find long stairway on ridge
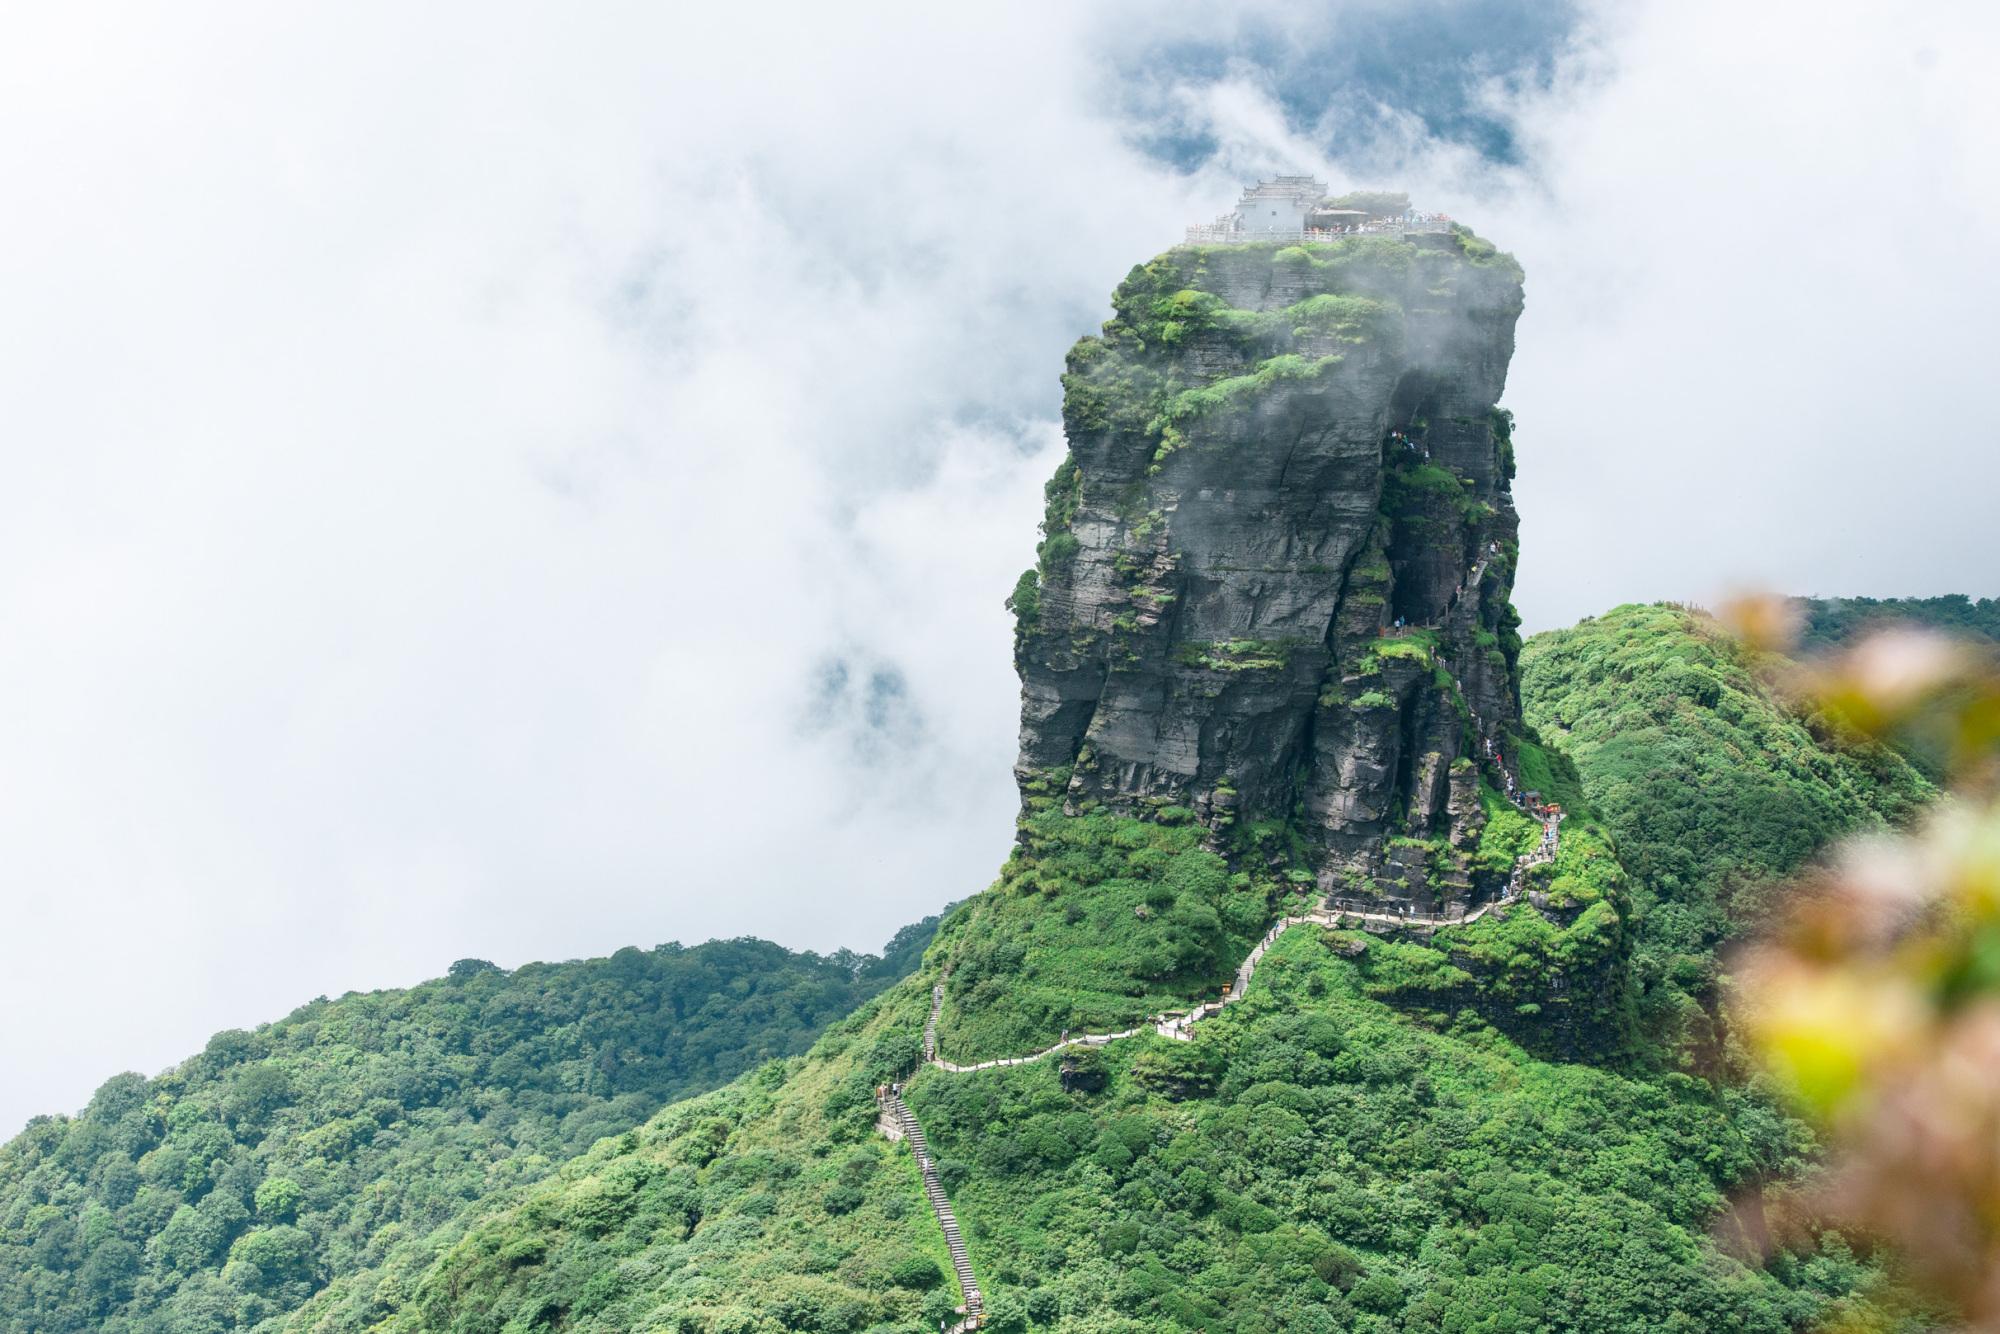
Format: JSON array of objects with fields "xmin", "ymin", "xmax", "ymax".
[{"xmin": 879, "ymin": 1086, "xmax": 982, "ymax": 1329}]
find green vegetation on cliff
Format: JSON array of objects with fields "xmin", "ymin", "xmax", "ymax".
[
  {"xmin": 0, "ymin": 925, "xmax": 936, "ymax": 1334},
  {"xmin": 932, "ymin": 806, "xmax": 1284, "ymax": 1065},
  {"xmin": 300, "ymin": 607, "xmax": 1936, "ymax": 1330},
  {"xmin": 1348, "ymin": 729, "xmax": 1633, "ymax": 1058},
  {"xmin": 1058, "ymin": 232, "xmax": 1513, "ymax": 468}
]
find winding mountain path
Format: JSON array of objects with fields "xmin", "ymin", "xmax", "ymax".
[
  {"xmin": 919, "ymin": 823, "xmax": 1559, "ymax": 1073},
  {"xmin": 882, "ymin": 734, "xmax": 1560, "ymax": 1329}
]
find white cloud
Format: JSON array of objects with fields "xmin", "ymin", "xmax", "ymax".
[
  {"xmin": 0, "ymin": 3, "xmax": 1192, "ymax": 1132},
  {"xmin": 1447, "ymin": 1, "xmax": 2000, "ymax": 627},
  {"xmin": 1, "ymin": 0, "xmax": 1995, "ymax": 1133}
]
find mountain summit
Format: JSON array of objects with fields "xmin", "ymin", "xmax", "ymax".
[{"xmin": 1014, "ymin": 226, "xmax": 1528, "ymax": 915}]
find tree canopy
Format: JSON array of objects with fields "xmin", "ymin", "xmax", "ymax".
[{"xmin": 0, "ymin": 921, "xmax": 935, "ymax": 1333}]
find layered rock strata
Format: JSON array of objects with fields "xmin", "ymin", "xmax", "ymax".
[{"xmin": 1010, "ymin": 230, "xmax": 1527, "ymax": 911}]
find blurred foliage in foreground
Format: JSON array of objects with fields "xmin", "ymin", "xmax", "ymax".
[
  {"xmin": 0, "ymin": 921, "xmax": 936, "ymax": 1333},
  {"xmin": 1733, "ymin": 600, "xmax": 2000, "ymax": 1329},
  {"xmin": 1795, "ymin": 595, "xmax": 2000, "ymax": 655}
]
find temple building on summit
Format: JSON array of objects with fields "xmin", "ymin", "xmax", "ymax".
[{"xmin": 1185, "ymin": 177, "xmax": 1452, "ymax": 245}]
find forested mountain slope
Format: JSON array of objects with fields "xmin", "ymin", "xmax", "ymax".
[
  {"xmin": 0, "ymin": 923, "xmax": 935, "ymax": 1334},
  {"xmin": 1520, "ymin": 603, "xmax": 1932, "ymax": 1061},
  {"xmin": 351, "ymin": 879, "xmax": 1850, "ymax": 1333}
]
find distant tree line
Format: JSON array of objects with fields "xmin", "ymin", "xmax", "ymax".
[
  {"xmin": 1794, "ymin": 594, "xmax": 2000, "ymax": 651},
  {"xmin": 0, "ymin": 919, "xmax": 936, "ymax": 1333}
]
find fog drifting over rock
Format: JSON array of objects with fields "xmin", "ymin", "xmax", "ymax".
[{"xmin": 1, "ymin": 0, "xmax": 1994, "ymax": 1133}]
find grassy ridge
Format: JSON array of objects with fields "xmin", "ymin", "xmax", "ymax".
[{"xmin": 934, "ymin": 808, "xmax": 1291, "ymax": 1063}]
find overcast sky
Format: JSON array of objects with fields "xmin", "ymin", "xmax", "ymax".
[{"xmin": 2, "ymin": 0, "xmax": 1995, "ymax": 1134}]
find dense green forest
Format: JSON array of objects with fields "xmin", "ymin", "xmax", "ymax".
[
  {"xmin": 1793, "ymin": 593, "xmax": 2000, "ymax": 651},
  {"xmin": 1520, "ymin": 604, "xmax": 1933, "ymax": 1063},
  {"xmin": 0, "ymin": 923, "xmax": 935, "ymax": 1333},
  {"xmin": 289, "ymin": 605, "xmax": 1937, "ymax": 1332}
]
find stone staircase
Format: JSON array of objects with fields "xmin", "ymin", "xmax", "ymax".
[{"xmin": 880, "ymin": 1086, "xmax": 981, "ymax": 1329}]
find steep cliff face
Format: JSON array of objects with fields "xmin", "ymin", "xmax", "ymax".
[{"xmin": 1012, "ymin": 232, "xmax": 1526, "ymax": 912}]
